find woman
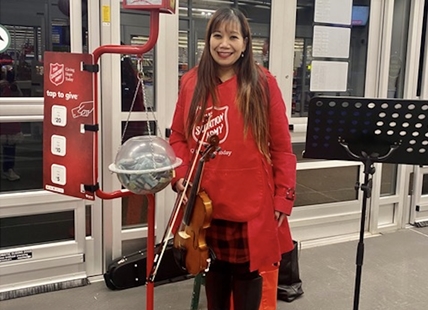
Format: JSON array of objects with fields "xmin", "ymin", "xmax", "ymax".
[
  {"xmin": 0, "ymin": 65, "xmax": 23, "ymax": 181},
  {"xmin": 169, "ymin": 7, "xmax": 296, "ymax": 310}
]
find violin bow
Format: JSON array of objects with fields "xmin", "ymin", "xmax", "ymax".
[{"xmin": 147, "ymin": 113, "xmax": 212, "ymax": 282}]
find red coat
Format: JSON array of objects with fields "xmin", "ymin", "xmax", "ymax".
[{"xmin": 169, "ymin": 68, "xmax": 296, "ymax": 271}]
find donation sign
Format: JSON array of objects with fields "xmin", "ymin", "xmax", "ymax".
[
  {"xmin": 122, "ymin": 0, "xmax": 176, "ymax": 14},
  {"xmin": 43, "ymin": 52, "xmax": 96, "ymax": 200}
]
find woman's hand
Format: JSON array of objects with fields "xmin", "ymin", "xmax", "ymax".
[
  {"xmin": 275, "ymin": 211, "xmax": 286, "ymax": 227},
  {"xmin": 175, "ymin": 178, "xmax": 188, "ymax": 204},
  {"xmin": 175, "ymin": 178, "xmax": 185, "ymax": 191}
]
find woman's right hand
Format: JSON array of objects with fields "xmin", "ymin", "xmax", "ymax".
[
  {"xmin": 175, "ymin": 178, "xmax": 185, "ymax": 192},
  {"xmin": 175, "ymin": 178, "xmax": 188, "ymax": 204}
]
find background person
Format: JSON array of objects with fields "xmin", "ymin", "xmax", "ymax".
[
  {"xmin": 0, "ymin": 61, "xmax": 23, "ymax": 181},
  {"xmin": 169, "ymin": 7, "xmax": 296, "ymax": 310}
]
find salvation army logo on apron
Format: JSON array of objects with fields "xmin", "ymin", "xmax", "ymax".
[
  {"xmin": 193, "ymin": 106, "xmax": 229, "ymax": 145},
  {"xmin": 50, "ymin": 63, "xmax": 65, "ymax": 86}
]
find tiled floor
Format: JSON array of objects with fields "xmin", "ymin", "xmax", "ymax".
[{"xmin": 2, "ymin": 226, "xmax": 428, "ymax": 310}]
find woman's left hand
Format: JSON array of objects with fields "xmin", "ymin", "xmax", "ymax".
[{"xmin": 274, "ymin": 211, "xmax": 286, "ymax": 227}]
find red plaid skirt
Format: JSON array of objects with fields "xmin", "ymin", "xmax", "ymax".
[{"xmin": 206, "ymin": 219, "xmax": 250, "ymax": 263}]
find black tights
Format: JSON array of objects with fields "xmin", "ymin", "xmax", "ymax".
[
  {"xmin": 205, "ymin": 260, "xmax": 262, "ymax": 310},
  {"xmin": 209, "ymin": 260, "xmax": 259, "ymax": 280},
  {"xmin": 2, "ymin": 144, "xmax": 15, "ymax": 172}
]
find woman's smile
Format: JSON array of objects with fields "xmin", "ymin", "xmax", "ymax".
[{"xmin": 217, "ymin": 51, "xmax": 234, "ymax": 58}]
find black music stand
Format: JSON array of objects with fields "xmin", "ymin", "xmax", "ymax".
[{"xmin": 303, "ymin": 96, "xmax": 428, "ymax": 310}]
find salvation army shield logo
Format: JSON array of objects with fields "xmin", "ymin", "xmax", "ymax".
[
  {"xmin": 193, "ymin": 106, "xmax": 229, "ymax": 144},
  {"xmin": 50, "ymin": 63, "xmax": 65, "ymax": 86}
]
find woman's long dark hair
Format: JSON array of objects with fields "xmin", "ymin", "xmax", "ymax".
[{"xmin": 186, "ymin": 7, "xmax": 270, "ymax": 159}]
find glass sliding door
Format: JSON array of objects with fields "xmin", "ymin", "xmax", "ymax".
[{"xmin": 0, "ymin": 0, "xmax": 90, "ymax": 294}]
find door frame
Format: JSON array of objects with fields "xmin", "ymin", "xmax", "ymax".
[
  {"xmin": 90, "ymin": 0, "xmax": 179, "ymax": 275},
  {"xmin": 401, "ymin": 0, "xmax": 428, "ymax": 228}
]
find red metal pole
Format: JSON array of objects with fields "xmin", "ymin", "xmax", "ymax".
[
  {"xmin": 92, "ymin": 10, "xmax": 160, "ymax": 200},
  {"xmin": 146, "ymin": 194, "xmax": 156, "ymax": 310},
  {"xmin": 90, "ymin": 10, "xmax": 161, "ymax": 310},
  {"xmin": 93, "ymin": 10, "xmax": 160, "ymax": 62}
]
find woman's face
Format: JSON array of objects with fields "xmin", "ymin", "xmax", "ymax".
[{"xmin": 209, "ymin": 21, "xmax": 247, "ymax": 74}]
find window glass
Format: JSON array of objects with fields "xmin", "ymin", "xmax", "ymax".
[
  {"xmin": 237, "ymin": 1, "xmax": 271, "ymax": 68},
  {"xmin": 120, "ymin": 12, "xmax": 155, "ymax": 112},
  {"xmin": 120, "ymin": 9, "xmax": 158, "ymax": 229},
  {"xmin": 388, "ymin": 0, "xmax": 411, "ymax": 99},
  {"xmin": 85, "ymin": 204, "xmax": 92, "ymax": 236},
  {"xmin": 293, "ymin": 142, "xmax": 310, "ymax": 162},
  {"xmin": 422, "ymin": 174, "xmax": 428, "ymax": 195},
  {"xmin": 179, "ymin": 0, "xmax": 190, "ymax": 17},
  {"xmin": 0, "ymin": 122, "xmax": 43, "ymax": 192},
  {"xmin": 0, "ymin": 0, "xmax": 88, "ymax": 97},
  {"xmin": 179, "ymin": 1, "xmax": 192, "ymax": 72},
  {"xmin": 0, "ymin": 211, "xmax": 74, "ymax": 249},
  {"xmin": 120, "ymin": 120, "xmax": 157, "ymax": 229},
  {"xmin": 121, "ymin": 120, "xmax": 157, "ymax": 142},
  {"xmin": 293, "ymin": 142, "xmax": 360, "ymax": 206},
  {"xmin": 185, "ymin": 0, "xmax": 271, "ymax": 68},
  {"xmin": 122, "ymin": 195, "xmax": 149, "ymax": 228},
  {"xmin": 417, "ymin": 1, "xmax": 427, "ymax": 97},
  {"xmin": 380, "ymin": 163, "xmax": 397, "ymax": 196},
  {"xmin": 121, "ymin": 52, "xmax": 154, "ymax": 112},
  {"xmin": 295, "ymin": 166, "xmax": 360, "ymax": 207},
  {"xmin": 292, "ymin": 0, "xmax": 370, "ymax": 117},
  {"xmin": 381, "ymin": 0, "xmax": 411, "ymax": 197},
  {"xmin": 179, "ymin": 29, "xmax": 190, "ymax": 78}
]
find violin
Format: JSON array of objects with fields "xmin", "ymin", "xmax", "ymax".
[
  {"xmin": 173, "ymin": 134, "xmax": 220, "ymax": 275},
  {"xmin": 147, "ymin": 116, "xmax": 219, "ymax": 282}
]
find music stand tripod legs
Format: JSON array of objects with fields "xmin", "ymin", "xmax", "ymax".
[{"xmin": 339, "ymin": 139, "xmax": 399, "ymax": 310}]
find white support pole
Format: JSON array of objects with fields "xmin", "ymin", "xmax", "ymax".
[
  {"xmin": 69, "ymin": 0, "xmax": 83, "ymax": 53},
  {"xmin": 99, "ymin": 0, "xmax": 123, "ymax": 267},
  {"xmin": 403, "ymin": 0, "xmax": 425, "ymax": 99},
  {"xmin": 155, "ymin": 7, "xmax": 179, "ymax": 242},
  {"xmin": 270, "ymin": 0, "xmax": 297, "ymax": 121},
  {"xmin": 420, "ymin": 11, "xmax": 428, "ymax": 100}
]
